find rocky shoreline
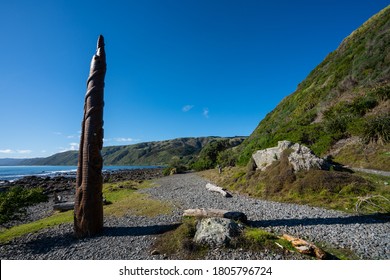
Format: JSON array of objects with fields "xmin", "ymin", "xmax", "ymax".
[{"xmin": 0, "ymin": 167, "xmax": 164, "ymax": 193}]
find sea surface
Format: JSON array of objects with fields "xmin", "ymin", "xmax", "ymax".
[{"xmin": 0, "ymin": 165, "xmax": 158, "ymax": 181}]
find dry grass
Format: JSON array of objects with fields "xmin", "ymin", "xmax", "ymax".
[
  {"xmin": 332, "ymin": 141, "xmax": 390, "ymax": 171},
  {"xmin": 199, "ymin": 154, "xmax": 389, "ymax": 213}
]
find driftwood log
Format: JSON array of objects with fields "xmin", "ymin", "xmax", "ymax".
[
  {"xmin": 183, "ymin": 208, "xmax": 247, "ymax": 223},
  {"xmin": 205, "ymin": 183, "xmax": 232, "ymax": 197},
  {"xmin": 281, "ymin": 234, "xmax": 327, "ymax": 259},
  {"xmin": 53, "ymin": 202, "xmax": 75, "ymax": 212}
]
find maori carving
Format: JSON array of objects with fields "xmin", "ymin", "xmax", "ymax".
[{"xmin": 74, "ymin": 35, "xmax": 106, "ymax": 238}]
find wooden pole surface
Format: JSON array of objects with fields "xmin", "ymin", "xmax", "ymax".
[{"xmin": 74, "ymin": 35, "xmax": 106, "ymax": 238}]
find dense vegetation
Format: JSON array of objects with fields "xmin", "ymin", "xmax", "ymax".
[
  {"xmin": 190, "ymin": 138, "xmax": 243, "ymax": 171},
  {"xmin": 0, "ymin": 187, "xmax": 47, "ymax": 224},
  {"xmin": 236, "ymin": 6, "xmax": 390, "ymax": 169}
]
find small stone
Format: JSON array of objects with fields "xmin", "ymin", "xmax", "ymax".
[{"xmin": 150, "ymin": 249, "xmax": 160, "ymax": 255}]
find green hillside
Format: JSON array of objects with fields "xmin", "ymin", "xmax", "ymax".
[
  {"xmin": 238, "ymin": 5, "xmax": 390, "ymax": 170},
  {"xmin": 102, "ymin": 136, "xmax": 245, "ymax": 165},
  {"xmin": 17, "ymin": 136, "xmax": 245, "ymax": 166}
]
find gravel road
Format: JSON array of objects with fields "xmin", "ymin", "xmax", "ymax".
[{"xmin": 1, "ymin": 173, "xmax": 389, "ymax": 260}]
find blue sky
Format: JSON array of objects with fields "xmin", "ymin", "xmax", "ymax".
[{"xmin": 0, "ymin": 0, "xmax": 388, "ymax": 159}]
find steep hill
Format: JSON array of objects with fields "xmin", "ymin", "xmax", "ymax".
[
  {"xmin": 13, "ymin": 136, "xmax": 245, "ymax": 166},
  {"xmin": 238, "ymin": 5, "xmax": 390, "ymax": 170}
]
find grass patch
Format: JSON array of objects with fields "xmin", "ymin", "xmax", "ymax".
[
  {"xmin": 103, "ymin": 180, "xmax": 172, "ymax": 217},
  {"xmin": 243, "ymin": 227, "xmax": 276, "ymax": 244},
  {"xmin": 231, "ymin": 227, "xmax": 298, "ymax": 255},
  {"xmin": 0, "ymin": 210, "xmax": 73, "ymax": 243},
  {"xmin": 237, "ymin": 227, "xmax": 280, "ymax": 250},
  {"xmin": 316, "ymin": 242, "xmax": 359, "ymax": 260},
  {"xmin": 104, "ymin": 191, "xmax": 172, "ymax": 217}
]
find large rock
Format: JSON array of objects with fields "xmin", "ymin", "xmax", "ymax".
[
  {"xmin": 252, "ymin": 141, "xmax": 291, "ymax": 171},
  {"xmin": 193, "ymin": 217, "xmax": 243, "ymax": 247},
  {"xmin": 288, "ymin": 143, "xmax": 329, "ymax": 172},
  {"xmin": 252, "ymin": 140, "xmax": 329, "ymax": 172}
]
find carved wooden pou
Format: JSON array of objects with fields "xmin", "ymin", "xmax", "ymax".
[{"xmin": 74, "ymin": 35, "xmax": 106, "ymax": 238}]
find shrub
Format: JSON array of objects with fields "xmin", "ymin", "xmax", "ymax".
[
  {"xmin": 310, "ymin": 134, "xmax": 335, "ymax": 156},
  {"xmin": 163, "ymin": 156, "xmax": 188, "ymax": 175},
  {"xmin": 192, "ymin": 139, "xmax": 232, "ymax": 171},
  {"xmin": 346, "ymin": 117, "xmax": 366, "ymax": 136},
  {"xmin": 217, "ymin": 149, "xmax": 237, "ymax": 167},
  {"xmin": 362, "ymin": 114, "xmax": 390, "ymax": 144},
  {"xmin": 323, "ymin": 94, "xmax": 379, "ymax": 138},
  {"xmin": 370, "ymin": 83, "xmax": 390, "ymax": 102},
  {"xmin": 0, "ymin": 187, "xmax": 47, "ymax": 224},
  {"xmin": 350, "ymin": 95, "xmax": 378, "ymax": 116},
  {"xmin": 323, "ymin": 102, "xmax": 356, "ymax": 136},
  {"xmin": 191, "ymin": 158, "xmax": 214, "ymax": 172}
]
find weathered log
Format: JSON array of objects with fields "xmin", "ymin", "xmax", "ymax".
[
  {"xmin": 183, "ymin": 208, "xmax": 247, "ymax": 223},
  {"xmin": 205, "ymin": 183, "xmax": 232, "ymax": 197},
  {"xmin": 281, "ymin": 234, "xmax": 327, "ymax": 259},
  {"xmin": 54, "ymin": 202, "xmax": 75, "ymax": 212}
]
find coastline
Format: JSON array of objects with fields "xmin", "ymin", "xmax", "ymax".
[
  {"xmin": 1, "ymin": 166, "xmax": 164, "ymax": 191},
  {"xmin": 0, "ymin": 165, "xmax": 163, "ymax": 182}
]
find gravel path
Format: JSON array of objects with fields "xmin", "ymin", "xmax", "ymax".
[
  {"xmin": 350, "ymin": 167, "xmax": 390, "ymax": 177},
  {"xmin": 1, "ymin": 173, "xmax": 389, "ymax": 260}
]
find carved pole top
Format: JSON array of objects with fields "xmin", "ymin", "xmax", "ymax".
[
  {"xmin": 89, "ymin": 35, "xmax": 106, "ymax": 76},
  {"xmin": 95, "ymin": 35, "xmax": 106, "ymax": 61},
  {"xmin": 97, "ymin": 35, "xmax": 105, "ymax": 49}
]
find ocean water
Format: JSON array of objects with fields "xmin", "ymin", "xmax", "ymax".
[{"xmin": 0, "ymin": 165, "xmax": 157, "ymax": 181}]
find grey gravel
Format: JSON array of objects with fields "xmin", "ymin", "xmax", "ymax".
[{"xmin": 1, "ymin": 173, "xmax": 389, "ymax": 260}]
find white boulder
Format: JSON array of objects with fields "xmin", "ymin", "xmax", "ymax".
[{"xmin": 252, "ymin": 141, "xmax": 329, "ymax": 172}]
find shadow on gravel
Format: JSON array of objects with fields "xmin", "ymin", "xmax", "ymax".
[
  {"xmin": 22, "ymin": 232, "xmax": 77, "ymax": 255},
  {"xmin": 18, "ymin": 224, "xmax": 181, "ymax": 256},
  {"xmin": 250, "ymin": 213, "xmax": 390, "ymax": 228},
  {"xmin": 103, "ymin": 223, "xmax": 181, "ymax": 237}
]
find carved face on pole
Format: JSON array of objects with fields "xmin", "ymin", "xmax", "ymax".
[{"xmin": 74, "ymin": 35, "xmax": 106, "ymax": 238}]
